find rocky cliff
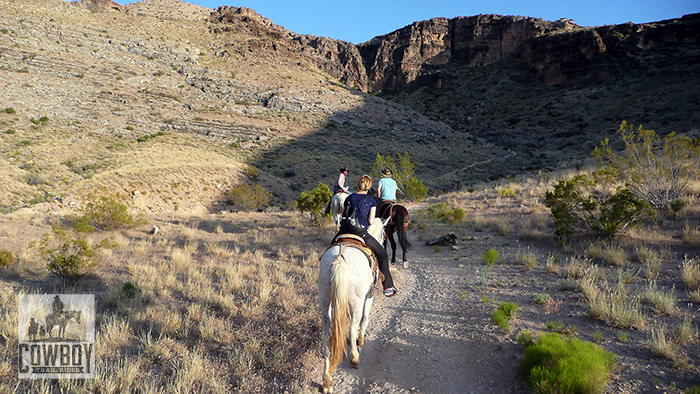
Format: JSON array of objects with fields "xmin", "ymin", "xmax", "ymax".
[
  {"xmin": 209, "ymin": 6, "xmax": 368, "ymax": 90},
  {"xmin": 357, "ymin": 13, "xmax": 700, "ymax": 91}
]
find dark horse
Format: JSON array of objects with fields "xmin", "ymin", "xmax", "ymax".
[{"xmin": 376, "ymin": 201, "xmax": 412, "ymax": 264}]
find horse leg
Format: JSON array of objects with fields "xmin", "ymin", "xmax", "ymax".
[
  {"xmin": 320, "ymin": 302, "xmax": 334, "ymax": 393},
  {"xmin": 357, "ymin": 293, "xmax": 374, "ymax": 349},
  {"xmin": 348, "ymin": 295, "xmax": 365, "ymax": 368},
  {"xmin": 388, "ymin": 227, "xmax": 398, "ymax": 264},
  {"xmin": 402, "ymin": 229, "xmax": 408, "ymax": 263}
]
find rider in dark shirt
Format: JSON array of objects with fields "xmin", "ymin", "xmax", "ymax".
[{"xmin": 331, "ymin": 175, "xmax": 397, "ymax": 297}]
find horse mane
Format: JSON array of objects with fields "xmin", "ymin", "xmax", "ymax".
[{"xmin": 366, "ymin": 219, "xmax": 384, "ymax": 242}]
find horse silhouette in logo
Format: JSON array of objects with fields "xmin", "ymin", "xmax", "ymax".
[{"xmin": 43, "ymin": 295, "xmax": 83, "ymax": 340}]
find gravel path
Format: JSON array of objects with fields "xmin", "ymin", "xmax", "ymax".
[{"xmin": 311, "ymin": 210, "xmax": 530, "ymax": 394}]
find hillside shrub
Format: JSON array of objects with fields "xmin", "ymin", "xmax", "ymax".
[
  {"xmin": 593, "ymin": 121, "xmax": 700, "ymax": 209},
  {"xmin": 0, "ymin": 250, "xmax": 13, "ymax": 266},
  {"xmin": 38, "ymin": 226, "xmax": 100, "ymax": 281},
  {"xmin": 372, "ymin": 152, "xmax": 428, "ymax": 202},
  {"xmin": 295, "ymin": 183, "xmax": 332, "ymax": 226},
  {"xmin": 545, "ymin": 174, "xmax": 655, "ymax": 242},
  {"xmin": 425, "ymin": 201, "xmax": 465, "ymax": 224},
  {"xmin": 136, "ymin": 131, "xmax": 166, "ymax": 143},
  {"xmin": 225, "ymin": 182, "xmax": 273, "ymax": 212},
  {"xmin": 71, "ymin": 196, "xmax": 146, "ymax": 232},
  {"xmin": 520, "ymin": 332, "xmax": 617, "ymax": 394}
]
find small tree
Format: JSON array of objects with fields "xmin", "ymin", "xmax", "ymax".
[
  {"xmin": 72, "ymin": 195, "xmax": 146, "ymax": 232},
  {"xmin": 295, "ymin": 183, "xmax": 332, "ymax": 226},
  {"xmin": 593, "ymin": 121, "xmax": 700, "ymax": 209},
  {"xmin": 372, "ymin": 152, "xmax": 427, "ymax": 202},
  {"xmin": 545, "ymin": 174, "xmax": 655, "ymax": 242},
  {"xmin": 38, "ymin": 226, "xmax": 100, "ymax": 281},
  {"xmin": 225, "ymin": 182, "xmax": 273, "ymax": 211}
]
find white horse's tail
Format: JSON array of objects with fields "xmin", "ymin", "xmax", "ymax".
[{"xmin": 329, "ymin": 250, "xmax": 349, "ymax": 373}]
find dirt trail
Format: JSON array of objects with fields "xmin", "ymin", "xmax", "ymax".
[{"xmin": 311, "ymin": 206, "xmax": 529, "ymax": 394}]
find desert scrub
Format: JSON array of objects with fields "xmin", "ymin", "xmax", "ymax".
[
  {"xmin": 681, "ymin": 254, "xmax": 700, "ymax": 292},
  {"xmin": 646, "ymin": 324, "xmax": 689, "ymax": 367},
  {"xmin": 491, "ymin": 302, "xmax": 518, "ymax": 333},
  {"xmin": 642, "ymin": 281, "xmax": 677, "ymax": 316},
  {"xmin": 545, "ymin": 173, "xmax": 655, "ymax": 241},
  {"xmin": 520, "ymin": 332, "xmax": 617, "ymax": 394},
  {"xmin": 516, "ymin": 248, "xmax": 538, "ymax": 269},
  {"xmin": 71, "ymin": 195, "xmax": 146, "ymax": 232},
  {"xmin": 295, "ymin": 183, "xmax": 332, "ymax": 226},
  {"xmin": 482, "ymin": 248, "xmax": 499, "ymax": 266},
  {"xmin": 581, "ymin": 277, "xmax": 645, "ymax": 329},
  {"xmin": 37, "ymin": 226, "xmax": 101, "ymax": 281},
  {"xmin": 225, "ymin": 182, "xmax": 273, "ymax": 212},
  {"xmin": 593, "ymin": 121, "xmax": 700, "ymax": 209},
  {"xmin": 497, "ymin": 187, "xmax": 516, "ymax": 198},
  {"xmin": 424, "ymin": 201, "xmax": 465, "ymax": 224},
  {"xmin": 0, "ymin": 250, "xmax": 13, "ymax": 266}
]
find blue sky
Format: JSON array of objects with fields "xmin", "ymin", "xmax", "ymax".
[{"xmin": 117, "ymin": 0, "xmax": 699, "ymax": 44}]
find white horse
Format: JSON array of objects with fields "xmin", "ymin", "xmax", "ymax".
[
  {"xmin": 329, "ymin": 192, "xmax": 348, "ymax": 229},
  {"xmin": 318, "ymin": 217, "xmax": 388, "ymax": 393}
]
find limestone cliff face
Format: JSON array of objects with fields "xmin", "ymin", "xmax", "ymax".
[
  {"xmin": 357, "ymin": 13, "xmax": 700, "ymax": 91},
  {"xmin": 209, "ymin": 6, "xmax": 368, "ymax": 90},
  {"xmin": 358, "ymin": 14, "xmax": 557, "ymax": 91},
  {"xmin": 207, "ymin": 7, "xmax": 699, "ymax": 93}
]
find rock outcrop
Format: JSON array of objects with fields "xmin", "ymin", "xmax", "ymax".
[
  {"xmin": 209, "ymin": 6, "xmax": 368, "ymax": 90},
  {"xmin": 71, "ymin": 0, "xmax": 128, "ymax": 14}
]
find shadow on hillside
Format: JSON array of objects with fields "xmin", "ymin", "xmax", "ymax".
[{"xmin": 244, "ymin": 86, "xmax": 518, "ymax": 206}]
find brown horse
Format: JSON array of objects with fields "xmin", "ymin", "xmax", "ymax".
[{"xmin": 376, "ymin": 201, "xmax": 412, "ymax": 264}]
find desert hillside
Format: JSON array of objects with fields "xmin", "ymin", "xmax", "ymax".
[{"xmin": 0, "ymin": 0, "xmax": 509, "ymax": 214}]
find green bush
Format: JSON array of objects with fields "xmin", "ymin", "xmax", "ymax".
[
  {"xmin": 593, "ymin": 121, "xmax": 700, "ymax": 210},
  {"xmin": 38, "ymin": 226, "xmax": 100, "ymax": 281},
  {"xmin": 545, "ymin": 174, "xmax": 655, "ymax": 241},
  {"xmin": 520, "ymin": 332, "xmax": 617, "ymax": 394},
  {"xmin": 225, "ymin": 182, "xmax": 273, "ymax": 212},
  {"xmin": 372, "ymin": 152, "xmax": 428, "ymax": 202},
  {"xmin": 295, "ymin": 183, "xmax": 332, "ymax": 226},
  {"xmin": 122, "ymin": 281, "xmax": 137, "ymax": 298},
  {"xmin": 4, "ymin": 107, "xmax": 16, "ymax": 114},
  {"xmin": 483, "ymin": 248, "xmax": 499, "ymax": 265},
  {"xmin": 425, "ymin": 202, "xmax": 465, "ymax": 224},
  {"xmin": 491, "ymin": 302, "xmax": 518, "ymax": 333},
  {"xmin": 71, "ymin": 196, "xmax": 146, "ymax": 232},
  {"xmin": 0, "ymin": 250, "xmax": 13, "ymax": 266},
  {"xmin": 492, "ymin": 310, "xmax": 510, "ymax": 332}
]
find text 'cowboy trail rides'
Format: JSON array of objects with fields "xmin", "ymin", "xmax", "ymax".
[{"xmin": 18, "ymin": 294, "xmax": 95, "ymax": 379}]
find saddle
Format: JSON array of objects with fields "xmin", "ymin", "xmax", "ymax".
[
  {"xmin": 327, "ymin": 234, "xmax": 383, "ymax": 292},
  {"xmin": 377, "ymin": 201, "xmax": 397, "ymax": 224}
]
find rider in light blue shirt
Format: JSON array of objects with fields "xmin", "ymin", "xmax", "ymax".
[{"xmin": 376, "ymin": 167, "xmax": 398, "ymax": 202}]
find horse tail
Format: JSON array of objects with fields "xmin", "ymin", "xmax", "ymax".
[
  {"xmin": 395, "ymin": 208, "xmax": 412, "ymax": 251},
  {"xmin": 328, "ymin": 251, "xmax": 349, "ymax": 372}
]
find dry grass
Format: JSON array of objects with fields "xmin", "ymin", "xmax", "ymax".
[
  {"xmin": 682, "ymin": 222, "xmax": 700, "ymax": 245},
  {"xmin": 0, "ymin": 211, "xmax": 321, "ymax": 392},
  {"xmin": 681, "ymin": 254, "xmax": 700, "ymax": 292},
  {"xmin": 642, "ymin": 281, "xmax": 677, "ymax": 316},
  {"xmin": 515, "ymin": 247, "xmax": 539, "ymax": 269},
  {"xmin": 581, "ymin": 277, "xmax": 645, "ymax": 330}
]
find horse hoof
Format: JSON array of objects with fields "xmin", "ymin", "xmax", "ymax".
[{"xmin": 403, "ymin": 261, "xmax": 409, "ymax": 269}]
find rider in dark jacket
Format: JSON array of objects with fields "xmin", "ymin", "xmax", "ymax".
[{"xmin": 331, "ymin": 175, "xmax": 397, "ymax": 297}]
